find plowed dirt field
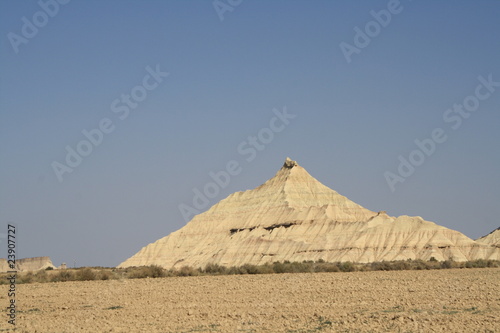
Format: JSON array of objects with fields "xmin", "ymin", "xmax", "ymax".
[{"xmin": 2, "ymin": 268, "xmax": 499, "ymax": 332}]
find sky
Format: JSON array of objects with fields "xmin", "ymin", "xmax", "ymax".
[{"xmin": 1, "ymin": 0, "xmax": 499, "ymax": 268}]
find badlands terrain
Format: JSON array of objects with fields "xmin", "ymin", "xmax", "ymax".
[
  {"xmin": 477, "ymin": 228, "xmax": 500, "ymax": 247},
  {"xmin": 0, "ymin": 257, "xmax": 56, "ymax": 273},
  {"xmin": 2, "ymin": 268, "xmax": 499, "ymax": 332},
  {"xmin": 4, "ymin": 158, "xmax": 498, "ymax": 332},
  {"xmin": 120, "ymin": 158, "xmax": 500, "ymax": 269}
]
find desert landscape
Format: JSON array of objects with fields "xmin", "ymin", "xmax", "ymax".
[
  {"xmin": 120, "ymin": 158, "xmax": 500, "ymax": 269},
  {"xmin": 2, "ymin": 158, "xmax": 500, "ymax": 332},
  {"xmin": 2, "ymin": 1, "xmax": 500, "ymax": 332},
  {"xmin": 1, "ymin": 267, "xmax": 498, "ymax": 332}
]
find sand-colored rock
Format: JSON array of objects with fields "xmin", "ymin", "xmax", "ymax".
[
  {"xmin": 476, "ymin": 227, "xmax": 500, "ymax": 247},
  {"xmin": 0, "ymin": 256, "xmax": 56, "ymax": 272},
  {"xmin": 119, "ymin": 158, "xmax": 500, "ymax": 269}
]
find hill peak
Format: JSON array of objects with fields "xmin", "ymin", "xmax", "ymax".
[{"xmin": 282, "ymin": 157, "xmax": 298, "ymax": 169}]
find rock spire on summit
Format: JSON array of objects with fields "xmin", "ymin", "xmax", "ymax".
[{"xmin": 283, "ymin": 157, "xmax": 298, "ymax": 169}]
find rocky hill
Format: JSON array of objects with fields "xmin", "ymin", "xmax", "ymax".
[
  {"xmin": 0, "ymin": 256, "xmax": 56, "ymax": 272},
  {"xmin": 476, "ymin": 227, "xmax": 500, "ymax": 247},
  {"xmin": 119, "ymin": 158, "xmax": 500, "ymax": 269}
]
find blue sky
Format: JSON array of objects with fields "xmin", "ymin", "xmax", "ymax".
[{"xmin": 1, "ymin": 0, "xmax": 499, "ymax": 267}]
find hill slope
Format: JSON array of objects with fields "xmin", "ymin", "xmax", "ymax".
[
  {"xmin": 476, "ymin": 227, "xmax": 500, "ymax": 247},
  {"xmin": 119, "ymin": 158, "xmax": 500, "ymax": 268}
]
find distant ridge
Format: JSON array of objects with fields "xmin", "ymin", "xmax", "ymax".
[
  {"xmin": 0, "ymin": 256, "xmax": 56, "ymax": 272},
  {"xmin": 119, "ymin": 158, "xmax": 500, "ymax": 268},
  {"xmin": 476, "ymin": 227, "xmax": 500, "ymax": 247}
]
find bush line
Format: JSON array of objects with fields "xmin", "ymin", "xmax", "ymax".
[{"xmin": 1, "ymin": 259, "xmax": 498, "ymax": 284}]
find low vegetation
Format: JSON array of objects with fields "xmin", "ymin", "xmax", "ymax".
[{"xmin": 2, "ymin": 259, "xmax": 498, "ymax": 285}]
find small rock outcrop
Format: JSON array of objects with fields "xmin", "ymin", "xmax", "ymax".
[{"xmin": 0, "ymin": 256, "xmax": 56, "ymax": 272}]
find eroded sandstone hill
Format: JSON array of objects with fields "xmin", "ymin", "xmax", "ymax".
[
  {"xmin": 0, "ymin": 256, "xmax": 56, "ymax": 272},
  {"xmin": 119, "ymin": 158, "xmax": 500, "ymax": 268},
  {"xmin": 476, "ymin": 227, "xmax": 500, "ymax": 247}
]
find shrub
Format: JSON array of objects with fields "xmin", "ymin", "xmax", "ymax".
[
  {"xmin": 19, "ymin": 272, "xmax": 34, "ymax": 284},
  {"xmin": 289, "ymin": 262, "xmax": 314, "ymax": 273},
  {"xmin": 34, "ymin": 270, "xmax": 48, "ymax": 283},
  {"xmin": 146, "ymin": 265, "xmax": 165, "ymax": 278},
  {"xmin": 240, "ymin": 264, "xmax": 260, "ymax": 274},
  {"xmin": 371, "ymin": 261, "xmax": 392, "ymax": 271},
  {"xmin": 487, "ymin": 260, "xmax": 499, "ymax": 268},
  {"xmin": 474, "ymin": 259, "xmax": 487, "ymax": 268},
  {"xmin": 76, "ymin": 268, "xmax": 96, "ymax": 281},
  {"xmin": 412, "ymin": 260, "xmax": 429, "ymax": 270},
  {"xmin": 392, "ymin": 261, "xmax": 412, "ymax": 270},
  {"xmin": 51, "ymin": 270, "xmax": 74, "ymax": 282},
  {"xmin": 129, "ymin": 265, "xmax": 166, "ymax": 279},
  {"xmin": 256, "ymin": 263, "xmax": 275, "ymax": 274},
  {"xmin": 425, "ymin": 260, "xmax": 441, "ymax": 270},
  {"xmin": 441, "ymin": 260, "xmax": 454, "ymax": 269},
  {"xmin": 99, "ymin": 271, "xmax": 112, "ymax": 280},
  {"xmin": 202, "ymin": 263, "xmax": 227, "ymax": 275},
  {"xmin": 177, "ymin": 266, "xmax": 200, "ymax": 277},
  {"xmin": 338, "ymin": 262, "xmax": 355, "ymax": 272},
  {"xmin": 317, "ymin": 263, "xmax": 339, "ymax": 273},
  {"xmin": 226, "ymin": 266, "xmax": 242, "ymax": 275},
  {"xmin": 272, "ymin": 262, "xmax": 287, "ymax": 274},
  {"xmin": 464, "ymin": 259, "xmax": 498, "ymax": 268}
]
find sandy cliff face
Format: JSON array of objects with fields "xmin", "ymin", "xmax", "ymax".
[
  {"xmin": 0, "ymin": 256, "xmax": 56, "ymax": 272},
  {"xmin": 476, "ymin": 227, "xmax": 500, "ymax": 247},
  {"xmin": 119, "ymin": 158, "xmax": 500, "ymax": 269}
]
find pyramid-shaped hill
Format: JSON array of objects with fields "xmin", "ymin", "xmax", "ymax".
[{"xmin": 118, "ymin": 158, "xmax": 500, "ymax": 269}]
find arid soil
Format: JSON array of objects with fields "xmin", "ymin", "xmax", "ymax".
[{"xmin": 2, "ymin": 268, "xmax": 499, "ymax": 332}]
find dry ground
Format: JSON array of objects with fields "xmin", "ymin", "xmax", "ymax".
[{"xmin": 1, "ymin": 268, "xmax": 499, "ymax": 332}]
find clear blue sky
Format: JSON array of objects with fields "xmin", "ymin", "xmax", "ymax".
[{"xmin": 1, "ymin": 0, "xmax": 499, "ymax": 267}]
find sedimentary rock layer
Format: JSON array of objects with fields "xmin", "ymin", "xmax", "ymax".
[
  {"xmin": 476, "ymin": 227, "xmax": 500, "ymax": 247},
  {"xmin": 119, "ymin": 158, "xmax": 500, "ymax": 268},
  {"xmin": 0, "ymin": 256, "xmax": 56, "ymax": 272}
]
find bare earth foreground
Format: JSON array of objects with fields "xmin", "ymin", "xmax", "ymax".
[{"xmin": 2, "ymin": 268, "xmax": 499, "ymax": 332}]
